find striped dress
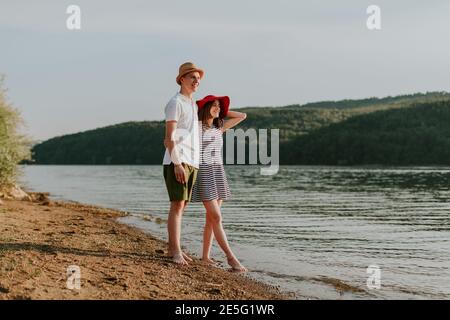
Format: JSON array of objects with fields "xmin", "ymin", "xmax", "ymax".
[{"xmin": 191, "ymin": 123, "xmax": 231, "ymax": 202}]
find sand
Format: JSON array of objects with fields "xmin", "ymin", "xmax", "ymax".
[{"xmin": 0, "ymin": 194, "xmax": 286, "ymax": 300}]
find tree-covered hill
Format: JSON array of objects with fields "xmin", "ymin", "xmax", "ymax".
[
  {"xmin": 30, "ymin": 92, "xmax": 450, "ymax": 165},
  {"xmin": 282, "ymin": 100, "xmax": 450, "ymax": 165},
  {"xmin": 285, "ymin": 91, "xmax": 450, "ymax": 110},
  {"xmin": 32, "ymin": 121, "xmax": 165, "ymax": 164}
]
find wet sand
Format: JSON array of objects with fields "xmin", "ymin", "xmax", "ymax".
[{"xmin": 0, "ymin": 194, "xmax": 285, "ymax": 300}]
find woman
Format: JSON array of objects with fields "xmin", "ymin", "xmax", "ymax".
[{"xmin": 191, "ymin": 95, "xmax": 247, "ymax": 272}]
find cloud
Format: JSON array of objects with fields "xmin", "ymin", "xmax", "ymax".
[{"xmin": 1, "ymin": 0, "xmax": 450, "ymax": 140}]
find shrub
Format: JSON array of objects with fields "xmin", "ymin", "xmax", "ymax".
[{"xmin": 0, "ymin": 76, "xmax": 31, "ymax": 187}]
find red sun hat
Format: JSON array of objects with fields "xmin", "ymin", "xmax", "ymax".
[{"xmin": 196, "ymin": 95, "xmax": 230, "ymax": 118}]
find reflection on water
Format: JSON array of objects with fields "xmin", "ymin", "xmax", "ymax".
[{"xmin": 20, "ymin": 165, "xmax": 450, "ymax": 299}]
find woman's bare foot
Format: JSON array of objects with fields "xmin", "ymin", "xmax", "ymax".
[{"xmin": 227, "ymin": 257, "xmax": 247, "ymax": 272}]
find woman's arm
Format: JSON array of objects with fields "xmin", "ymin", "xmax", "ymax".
[{"xmin": 222, "ymin": 110, "xmax": 247, "ymax": 132}]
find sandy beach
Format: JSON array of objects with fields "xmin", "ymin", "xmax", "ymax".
[{"xmin": 0, "ymin": 193, "xmax": 285, "ymax": 300}]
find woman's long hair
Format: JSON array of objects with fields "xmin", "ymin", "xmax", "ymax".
[{"xmin": 198, "ymin": 100, "xmax": 224, "ymax": 129}]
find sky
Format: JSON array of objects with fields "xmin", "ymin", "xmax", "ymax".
[{"xmin": 1, "ymin": 0, "xmax": 450, "ymax": 141}]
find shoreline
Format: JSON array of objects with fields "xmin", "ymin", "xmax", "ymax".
[{"xmin": 0, "ymin": 193, "xmax": 287, "ymax": 300}]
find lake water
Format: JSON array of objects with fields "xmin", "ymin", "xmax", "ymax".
[{"xmin": 20, "ymin": 165, "xmax": 450, "ymax": 299}]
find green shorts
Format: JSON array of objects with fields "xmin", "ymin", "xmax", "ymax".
[{"xmin": 163, "ymin": 163, "xmax": 198, "ymax": 202}]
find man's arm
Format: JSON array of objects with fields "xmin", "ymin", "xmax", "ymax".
[{"xmin": 164, "ymin": 121, "xmax": 186, "ymax": 184}]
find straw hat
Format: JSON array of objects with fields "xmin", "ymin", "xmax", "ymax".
[{"xmin": 176, "ymin": 62, "xmax": 204, "ymax": 85}]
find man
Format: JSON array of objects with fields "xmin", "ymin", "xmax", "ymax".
[{"xmin": 163, "ymin": 62, "xmax": 203, "ymax": 265}]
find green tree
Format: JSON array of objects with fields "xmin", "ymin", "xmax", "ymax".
[{"xmin": 0, "ymin": 76, "xmax": 31, "ymax": 186}]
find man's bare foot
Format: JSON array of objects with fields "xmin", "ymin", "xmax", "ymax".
[
  {"xmin": 172, "ymin": 252, "xmax": 189, "ymax": 265},
  {"xmin": 227, "ymin": 257, "xmax": 247, "ymax": 272},
  {"xmin": 182, "ymin": 252, "xmax": 193, "ymax": 262},
  {"xmin": 168, "ymin": 249, "xmax": 193, "ymax": 262},
  {"xmin": 201, "ymin": 257, "xmax": 218, "ymax": 265}
]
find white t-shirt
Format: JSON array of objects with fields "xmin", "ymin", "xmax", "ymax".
[{"xmin": 162, "ymin": 92, "xmax": 200, "ymax": 169}]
